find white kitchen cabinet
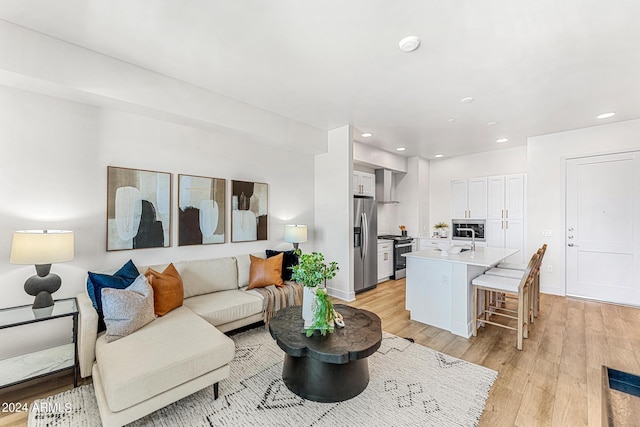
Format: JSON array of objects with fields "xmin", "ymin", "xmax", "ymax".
[
  {"xmin": 377, "ymin": 240, "xmax": 393, "ymax": 281},
  {"xmin": 487, "ymin": 174, "xmax": 525, "ymax": 220},
  {"xmin": 486, "ymin": 174, "xmax": 526, "ymax": 263},
  {"xmin": 353, "ymin": 171, "xmax": 375, "ymax": 198},
  {"xmin": 451, "ymin": 178, "xmax": 487, "ymax": 219}
]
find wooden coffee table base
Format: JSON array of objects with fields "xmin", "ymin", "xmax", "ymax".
[{"xmin": 282, "ymin": 353, "xmax": 370, "ymax": 403}]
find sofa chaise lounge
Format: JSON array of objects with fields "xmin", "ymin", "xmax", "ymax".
[{"xmin": 77, "ymin": 252, "xmax": 288, "ymax": 427}]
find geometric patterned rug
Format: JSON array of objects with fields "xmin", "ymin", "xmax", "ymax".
[{"xmin": 29, "ymin": 328, "xmax": 497, "ymax": 427}]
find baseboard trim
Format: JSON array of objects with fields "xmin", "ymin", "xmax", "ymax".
[{"xmin": 327, "ymin": 287, "xmax": 355, "ymax": 302}]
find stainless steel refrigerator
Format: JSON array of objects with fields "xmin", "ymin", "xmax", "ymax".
[{"xmin": 353, "ymin": 196, "xmax": 378, "ymax": 293}]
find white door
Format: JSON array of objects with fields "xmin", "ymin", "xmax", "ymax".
[
  {"xmin": 505, "ymin": 219, "xmax": 524, "ymax": 264},
  {"xmin": 468, "ymin": 178, "xmax": 487, "ymax": 219},
  {"xmin": 451, "ymin": 180, "xmax": 468, "ymax": 218},
  {"xmin": 487, "ymin": 176, "xmax": 506, "ymax": 220},
  {"xmin": 566, "ymin": 152, "xmax": 640, "ymax": 305},
  {"xmin": 485, "ymin": 219, "xmax": 505, "ymax": 248},
  {"xmin": 360, "ymin": 173, "xmax": 375, "ymax": 197},
  {"xmin": 505, "ymin": 174, "xmax": 525, "ymax": 220}
]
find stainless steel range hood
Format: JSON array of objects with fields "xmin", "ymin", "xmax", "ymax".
[{"xmin": 375, "ymin": 169, "xmax": 399, "ymax": 204}]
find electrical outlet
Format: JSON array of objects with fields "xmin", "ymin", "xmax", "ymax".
[
  {"xmin": 547, "ymin": 265, "xmax": 553, "ymax": 273},
  {"xmin": 442, "ymin": 274, "xmax": 449, "ymax": 285},
  {"xmin": 541, "ymin": 230, "xmax": 552, "ymax": 237}
]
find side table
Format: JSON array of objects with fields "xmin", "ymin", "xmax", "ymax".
[{"xmin": 0, "ymin": 298, "xmax": 79, "ymax": 389}]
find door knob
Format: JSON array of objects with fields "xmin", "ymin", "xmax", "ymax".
[
  {"xmin": 568, "ymin": 227, "xmax": 574, "ymax": 231},
  {"xmin": 568, "ymin": 243, "xmax": 575, "ymax": 247},
  {"xmin": 568, "ymin": 236, "xmax": 574, "ymax": 239}
]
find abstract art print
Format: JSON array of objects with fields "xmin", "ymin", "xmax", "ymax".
[
  {"xmin": 107, "ymin": 166, "xmax": 171, "ymax": 251},
  {"xmin": 178, "ymin": 175, "xmax": 226, "ymax": 245},
  {"xmin": 231, "ymin": 180, "xmax": 268, "ymax": 242}
]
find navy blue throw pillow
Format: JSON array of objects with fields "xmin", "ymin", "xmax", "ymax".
[
  {"xmin": 265, "ymin": 250, "xmax": 299, "ymax": 281},
  {"xmin": 87, "ymin": 259, "xmax": 139, "ymax": 332}
]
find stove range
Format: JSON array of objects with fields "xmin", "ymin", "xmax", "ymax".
[
  {"xmin": 377, "ymin": 235, "xmax": 414, "ymax": 279},
  {"xmin": 378, "ymin": 234, "xmax": 413, "ymax": 243}
]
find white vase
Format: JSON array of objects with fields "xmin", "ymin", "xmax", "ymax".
[
  {"xmin": 439, "ymin": 229, "xmax": 448, "ymax": 238},
  {"xmin": 302, "ymin": 286, "xmax": 316, "ymax": 329}
]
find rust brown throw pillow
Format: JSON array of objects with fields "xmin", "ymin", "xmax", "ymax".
[
  {"xmin": 144, "ymin": 263, "xmax": 184, "ymax": 316},
  {"xmin": 248, "ymin": 253, "xmax": 285, "ymax": 289}
]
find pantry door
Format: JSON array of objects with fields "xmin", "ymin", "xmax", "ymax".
[{"xmin": 566, "ymin": 152, "xmax": 640, "ymax": 305}]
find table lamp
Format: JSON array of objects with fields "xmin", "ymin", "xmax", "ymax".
[
  {"xmin": 10, "ymin": 230, "xmax": 74, "ymax": 308},
  {"xmin": 284, "ymin": 225, "xmax": 307, "ymax": 251}
]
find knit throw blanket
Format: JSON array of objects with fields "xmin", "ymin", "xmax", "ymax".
[{"xmin": 251, "ymin": 281, "xmax": 303, "ymax": 325}]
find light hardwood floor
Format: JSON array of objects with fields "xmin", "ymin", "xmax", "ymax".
[
  {"xmin": 2, "ymin": 279, "xmax": 640, "ymax": 427},
  {"xmin": 334, "ymin": 279, "xmax": 640, "ymax": 427}
]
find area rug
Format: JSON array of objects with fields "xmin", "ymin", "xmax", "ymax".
[{"xmin": 28, "ymin": 328, "xmax": 497, "ymax": 427}]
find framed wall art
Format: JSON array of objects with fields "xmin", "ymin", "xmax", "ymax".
[
  {"xmin": 231, "ymin": 180, "xmax": 268, "ymax": 242},
  {"xmin": 107, "ymin": 166, "xmax": 171, "ymax": 251},
  {"xmin": 178, "ymin": 174, "xmax": 226, "ymax": 245}
]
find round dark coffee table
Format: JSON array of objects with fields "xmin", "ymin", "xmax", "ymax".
[{"xmin": 268, "ymin": 304, "xmax": 382, "ymax": 403}]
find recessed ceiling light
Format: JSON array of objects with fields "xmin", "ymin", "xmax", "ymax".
[
  {"xmin": 398, "ymin": 36, "xmax": 420, "ymax": 52},
  {"xmin": 597, "ymin": 112, "xmax": 616, "ymax": 119},
  {"xmin": 447, "ymin": 118, "xmax": 455, "ymax": 122},
  {"xmin": 361, "ymin": 132, "xmax": 373, "ymax": 138},
  {"xmin": 487, "ymin": 121, "xmax": 497, "ymax": 127},
  {"xmin": 496, "ymin": 138, "xmax": 508, "ymax": 143},
  {"xmin": 396, "ymin": 147, "xmax": 406, "ymax": 151},
  {"xmin": 460, "ymin": 97, "xmax": 474, "ymax": 104},
  {"xmin": 434, "ymin": 154, "xmax": 444, "ymax": 158}
]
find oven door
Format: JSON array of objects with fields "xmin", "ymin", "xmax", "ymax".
[{"xmin": 395, "ymin": 242, "xmax": 413, "ymax": 272}]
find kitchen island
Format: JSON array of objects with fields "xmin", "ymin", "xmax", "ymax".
[{"xmin": 403, "ymin": 247, "xmax": 519, "ymax": 338}]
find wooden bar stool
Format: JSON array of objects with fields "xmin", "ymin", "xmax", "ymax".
[
  {"xmin": 490, "ymin": 244, "xmax": 547, "ymax": 320},
  {"xmin": 471, "ymin": 253, "xmax": 539, "ymax": 350}
]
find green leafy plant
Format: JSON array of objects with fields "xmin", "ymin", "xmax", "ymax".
[
  {"xmin": 290, "ymin": 252, "xmax": 339, "ymax": 288},
  {"xmin": 306, "ymin": 288, "xmax": 335, "ymax": 337},
  {"xmin": 434, "ymin": 222, "xmax": 449, "ymax": 229},
  {"xmin": 290, "ymin": 251, "xmax": 339, "ymax": 336}
]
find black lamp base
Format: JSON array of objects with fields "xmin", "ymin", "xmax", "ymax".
[
  {"xmin": 32, "ymin": 290, "xmax": 55, "ymax": 309},
  {"xmin": 24, "ymin": 264, "xmax": 61, "ymax": 309}
]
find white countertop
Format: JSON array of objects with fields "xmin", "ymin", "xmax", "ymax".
[
  {"xmin": 403, "ymin": 246, "xmax": 520, "ymax": 268},
  {"xmin": 377, "ymin": 239, "xmax": 394, "ymax": 244}
]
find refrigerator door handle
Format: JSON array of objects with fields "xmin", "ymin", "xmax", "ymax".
[{"xmin": 361, "ymin": 213, "xmax": 368, "ymax": 259}]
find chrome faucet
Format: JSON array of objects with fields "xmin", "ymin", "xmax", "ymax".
[{"xmin": 457, "ymin": 228, "xmax": 476, "ymax": 252}]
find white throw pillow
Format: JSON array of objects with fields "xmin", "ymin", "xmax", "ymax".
[{"xmin": 102, "ymin": 274, "xmax": 156, "ymax": 343}]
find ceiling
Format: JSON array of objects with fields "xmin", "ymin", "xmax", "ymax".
[{"xmin": 2, "ymin": 0, "xmax": 640, "ymax": 159}]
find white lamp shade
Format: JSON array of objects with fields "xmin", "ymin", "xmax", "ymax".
[
  {"xmin": 10, "ymin": 230, "xmax": 74, "ymax": 265},
  {"xmin": 284, "ymin": 225, "xmax": 307, "ymax": 244}
]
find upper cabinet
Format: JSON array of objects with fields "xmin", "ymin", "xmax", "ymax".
[
  {"xmin": 451, "ymin": 178, "xmax": 487, "ymax": 219},
  {"xmin": 487, "ymin": 174, "xmax": 525, "ymax": 220},
  {"xmin": 486, "ymin": 173, "xmax": 526, "ymax": 263},
  {"xmin": 353, "ymin": 171, "xmax": 375, "ymax": 198}
]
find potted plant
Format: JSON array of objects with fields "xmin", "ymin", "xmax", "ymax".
[
  {"xmin": 290, "ymin": 252, "xmax": 339, "ymax": 336},
  {"xmin": 434, "ymin": 222, "xmax": 449, "ymax": 238}
]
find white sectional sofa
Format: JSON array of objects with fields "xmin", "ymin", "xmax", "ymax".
[{"xmin": 77, "ymin": 253, "xmax": 271, "ymax": 427}]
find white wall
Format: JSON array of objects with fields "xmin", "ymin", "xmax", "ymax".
[
  {"xmin": 353, "ymin": 141, "xmax": 408, "ymax": 173},
  {"xmin": 429, "ymin": 146, "xmax": 528, "ymax": 233},
  {"xmin": 0, "ymin": 21, "xmax": 326, "ymax": 155},
  {"xmin": 0, "ymin": 20, "xmax": 326, "ymax": 360},
  {"xmin": 383, "ymin": 157, "xmax": 430, "ymax": 238},
  {"xmin": 315, "ymin": 126, "xmax": 353, "ymax": 301},
  {"xmin": 0, "ymin": 85, "xmax": 317, "ymax": 358},
  {"xmin": 528, "ymin": 119, "xmax": 640, "ymax": 296}
]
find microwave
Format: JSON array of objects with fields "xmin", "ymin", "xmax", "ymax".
[{"xmin": 451, "ymin": 219, "xmax": 486, "ymax": 242}]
